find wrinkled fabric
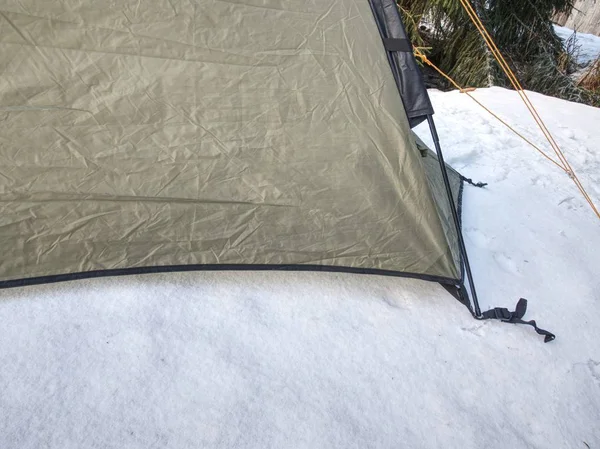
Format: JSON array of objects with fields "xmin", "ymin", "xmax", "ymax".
[{"xmin": 0, "ymin": 0, "xmax": 460, "ymax": 284}]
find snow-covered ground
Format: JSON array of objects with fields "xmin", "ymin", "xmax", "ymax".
[
  {"xmin": 1, "ymin": 88, "xmax": 599, "ymax": 448},
  {"xmin": 554, "ymin": 24, "xmax": 600, "ymax": 65}
]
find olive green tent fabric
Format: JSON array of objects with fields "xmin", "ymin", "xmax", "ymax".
[
  {"xmin": 0, "ymin": 0, "xmax": 461, "ymax": 285},
  {"xmin": 414, "ymin": 133, "xmax": 463, "ymax": 273}
]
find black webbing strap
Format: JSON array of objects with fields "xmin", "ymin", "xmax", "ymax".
[
  {"xmin": 479, "ymin": 298, "xmax": 556, "ymax": 343},
  {"xmin": 383, "ymin": 38, "xmax": 412, "ymax": 52},
  {"xmin": 460, "ymin": 175, "xmax": 488, "ymax": 188}
]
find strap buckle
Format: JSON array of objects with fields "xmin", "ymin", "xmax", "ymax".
[
  {"xmin": 479, "ymin": 299, "xmax": 556, "ymax": 343},
  {"xmin": 492, "ymin": 307, "xmax": 513, "ymax": 321}
]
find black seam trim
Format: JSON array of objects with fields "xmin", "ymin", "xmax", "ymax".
[
  {"xmin": 0, "ymin": 264, "xmax": 460, "ymax": 290},
  {"xmin": 457, "ymin": 175, "xmax": 466, "ymax": 284}
]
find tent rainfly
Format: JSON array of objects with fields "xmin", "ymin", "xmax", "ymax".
[{"xmin": 0, "ymin": 0, "xmax": 554, "ymax": 341}]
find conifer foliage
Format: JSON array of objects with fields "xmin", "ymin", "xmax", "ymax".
[{"xmin": 398, "ymin": 0, "xmax": 600, "ymax": 106}]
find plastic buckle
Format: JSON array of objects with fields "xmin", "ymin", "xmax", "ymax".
[{"xmin": 493, "ymin": 308, "xmax": 513, "ymax": 321}]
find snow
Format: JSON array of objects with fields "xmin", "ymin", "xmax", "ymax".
[
  {"xmin": 554, "ymin": 24, "xmax": 600, "ymax": 65},
  {"xmin": 1, "ymin": 89, "xmax": 600, "ymax": 448}
]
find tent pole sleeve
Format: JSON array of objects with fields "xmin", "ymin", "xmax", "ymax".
[{"xmin": 426, "ymin": 115, "xmax": 482, "ymax": 317}]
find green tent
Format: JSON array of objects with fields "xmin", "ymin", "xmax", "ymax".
[{"xmin": 0, "ymin": 0, "xmax": 553, "ymax": 340}]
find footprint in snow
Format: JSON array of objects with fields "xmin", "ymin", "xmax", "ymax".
[
  {"xmin": 461, "ymin": 322, "xmax": 487, "ymax": 337},
  {"xmin": 559, "ymin": 196, "xmax": 575, "ymax": 206},
  {"xmin": 477, "ymin": 123, "xmax": 494, "ymax": 135},
  {"xmin": 588, "ymin": 360, "xmax": 600, "ymax": 384},
  {"xmin": 558, "ymin": 196, "xmax": 583, "ymax": 211},
  {"xmin": 448, "ymin": 149, "xmax": 481, "ymax": 167},
  {"xmin": 573, "ymin": 360, "xmax": 600, "ymax": 386},
  {"xmin": 531, "ymin": 175, "xmax": 551, "ymax": 188},
  {"xmin": 489, "ymin": 166, "xmax": 510, "ymax": 182},
  {"xmin": 466, "ymin": 227, "xmax": 492, "ymax": 248},
  {"xmin": 561, "ymin": 128, "xmax": 576, "ymax": 140},
  {"xmin": 493, "ymin": 252, "xmax": 519, "ymax": 274}
]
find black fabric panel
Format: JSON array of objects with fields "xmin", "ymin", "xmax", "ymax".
[
  {"xmin": 382, "ymin": 38, "xmax": 412, "ymax": 52},
  {"xmin": 369, "ymin": 0, "xmax": 434, "ymax": 127},
  {"xmin": 0, "ymin": 264, "xmax": 461, "ymax": 290}
]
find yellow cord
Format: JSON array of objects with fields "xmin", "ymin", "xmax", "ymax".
[
  {"xmin": 456, "ymin": 0, "xmax": 599, "ymax": 219},
  {"xmin": 413, "ymin": 1, "xmax": 600, "ymax": 220},
  {"xmin": 413, "ymin": 48, "xmax": 566, "ymax": 171}
]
